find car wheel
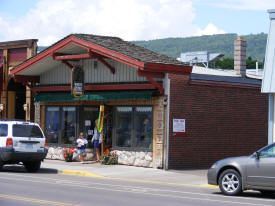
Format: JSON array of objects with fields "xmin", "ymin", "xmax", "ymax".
[
  {"xmin": 218, "ymin": 169, "xmax": 242, "ymax": 196},
  {"xmin": 259, "ymin": 190, "xmax": 274, "ymax": 196},
  {"xmin": 24, "ymin": 161, "xmax": 41, "ymax": 173}
]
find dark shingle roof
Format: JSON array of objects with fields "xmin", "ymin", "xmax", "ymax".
[
  {"xmin": 73, "ymin": 34, "xmax": 185, "ymax": 65},
  {"xmin": 190, "ymin": 73, "xmax": 262, "ymax": 86},
  {"xmin": 0, "ymin": 39, "xmax": 38, "ymax": 49}
]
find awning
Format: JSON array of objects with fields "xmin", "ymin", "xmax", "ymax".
[{"xmin": 35, "ymin": 91, "xmax": 153, "ymax": 102}]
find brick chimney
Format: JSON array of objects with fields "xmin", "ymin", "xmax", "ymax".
[{"xmin": 234, "ymin": 36, "xmax": 246, "ymax": 77}]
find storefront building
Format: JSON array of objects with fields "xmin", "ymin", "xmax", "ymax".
[
  {"xmin": 0, "ymin": 39, "xmax": 37, "ymax": 120},
  {"xmin": 11, "ymin": 34, "xmax": 192, "ymax": 168}
]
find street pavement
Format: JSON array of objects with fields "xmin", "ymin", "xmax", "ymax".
[
  {"xmin": 1, "ymin": 161, "xmax": 275, "ymax": 206},
  {"xmin": 41, "ymin": 159, "xmax": 209, "ymax": 187}
]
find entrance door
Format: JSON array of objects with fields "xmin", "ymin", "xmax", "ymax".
[
  {"xmin": 61, "ymin": 107, "xmax": 76, "ymax": 144},
  {"xmin": 80, "ymin": 107, "xmax": 99, "ymax": 146},
  {"xmin": 7, "ymin": 78, "xmax": 26, "ymax": 120}
]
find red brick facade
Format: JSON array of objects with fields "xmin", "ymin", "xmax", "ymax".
[{"xmin": 168, "ymin": 74, "xmax": 268, "ymax": 169}]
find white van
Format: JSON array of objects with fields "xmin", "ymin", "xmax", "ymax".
[{"xmin": 0, "ymin": 120, "xmax": 47, "ymax": 172}]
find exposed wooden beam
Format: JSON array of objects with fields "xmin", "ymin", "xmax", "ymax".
[
  {"xmin": 54, "ymin": 53, "xmax": 92, "ymax": 60},
  {"xmin": 137, "ymin": 70, "xmax": 164, "ymax": 78},
  {"xmin": 145, "ymin": 76, "xmax": 164, "ymax": 94},
  {"xmin": 62, "ymin": 60, "xmax": 74, "ymax": 70},
  {"xmin": 95, "ymin": 55, "xmax": 115, "ymax": 74},
  {"xmin": 13, "ymin": 75, "xmax": 40, "ymax": 83},
  {"xmin": 11, "ymin": 35, "xmax": 145, "ymax": 75}
]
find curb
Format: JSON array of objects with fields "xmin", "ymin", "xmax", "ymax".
[
  {"xmin": 61, "ymin": 170, "xmax": 105, "ymax": 178},
  {"xmin": 60, "ymin": 169, "xmax": 217, "ymax": 189}
]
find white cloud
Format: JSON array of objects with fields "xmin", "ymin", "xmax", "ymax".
[
  {"xmin": 0, "ymin": 0, "xmax": 200, "ymax": 45},
  {"xmin": 211, "ymin": 0, "xmax": 275, "ymax": 11},
  {"xmin": 195, "ymin": 23, "xmax": 225, "ymax": 36}
]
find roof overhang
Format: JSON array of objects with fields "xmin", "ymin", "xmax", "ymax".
[
  {"xmin": 10, "ymin": 34, "xmax": 192, "ymax": 95},
  {"xmin": 11, "ymin": 35, "xmax": 192, "ymax": 76}
]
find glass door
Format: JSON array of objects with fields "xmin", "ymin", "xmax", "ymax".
[
  {"xmin": 80, "ymin": 107, "xmax": 99, "ymax": 147},
  {"xmin": 61, "ymin": 107, "xmax": 76, "ymax": 144}
]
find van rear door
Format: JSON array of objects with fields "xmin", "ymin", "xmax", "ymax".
[{"xmin": 12, "ymin": 123, "xmax": 45, "ymax": 153}]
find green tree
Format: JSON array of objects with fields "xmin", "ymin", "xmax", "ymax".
[{"xmin": 210, "ymin": 57, "xmax": 263, "ymax": 70}]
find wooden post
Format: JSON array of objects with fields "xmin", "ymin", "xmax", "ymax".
[
  {"xmin": 1, "ymin": 49, "xmax": 8, "ymax": 118},
  {"xmin": 25, "ymin": 44, "xmax": 37, "ymax": 121}
]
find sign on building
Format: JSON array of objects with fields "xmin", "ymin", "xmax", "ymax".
[
  {"xmin": 173, "ymin": 119, "xmax": 185, "ymax": 133},
  {"xmin": 71, "ymin": 66, "xmax": 84, "ymax": 98}
]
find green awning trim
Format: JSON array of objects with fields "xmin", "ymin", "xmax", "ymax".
[{"xmin": 35, "ymin": 91, "xmax": 153, "ymax": 102}]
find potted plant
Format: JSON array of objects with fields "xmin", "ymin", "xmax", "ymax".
[
  {"xmin": 101, "ymin": 149, "xmax": 118, "ymax": 165},
  {"xmin": 63, "ymin": 147, "xmax": 77, "ymax": 162}
]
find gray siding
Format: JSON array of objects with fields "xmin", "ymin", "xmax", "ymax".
[{"xmin": 40, "ymin": 59, "xmax": 152, "ymax": 85}]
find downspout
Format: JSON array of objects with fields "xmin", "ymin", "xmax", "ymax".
[
  {"xmin": 268, "ymin": 93, "xmax": 274, "ymax": 144},
  {"xmin": 164, "ymin": 74, "xmax": 170, "ymax": 170}
]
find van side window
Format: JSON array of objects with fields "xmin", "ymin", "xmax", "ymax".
[{"xmin": 0, "ymin": 124, "xmax": 8, "ymax": 136}]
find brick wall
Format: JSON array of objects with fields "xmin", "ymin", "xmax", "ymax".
[{"xmin": 168, "ymin": 74, "xmax": 268, "ymax": 169}]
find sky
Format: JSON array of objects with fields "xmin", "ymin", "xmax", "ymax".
[{"xmin": 0, "ymin": 0, "xmax": 273, "ymax": 46}]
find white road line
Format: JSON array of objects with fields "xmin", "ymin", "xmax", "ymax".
[{"xmin": 0, "ymin": 173, "xmax": 274, "ymax": 206}]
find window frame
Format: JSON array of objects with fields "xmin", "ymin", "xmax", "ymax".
[{"xmin": 112, "ymin": 106, "xmax": 153, "ymax": 151}]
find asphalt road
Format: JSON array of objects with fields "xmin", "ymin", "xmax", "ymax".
[{"xmin": 0, "ymin": 165, "xmax": 275, "ymax": 206}]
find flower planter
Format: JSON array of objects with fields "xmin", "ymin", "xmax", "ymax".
[{"xmin": 65, "ymin": 156, "xmax": 73, "ymax": 162}]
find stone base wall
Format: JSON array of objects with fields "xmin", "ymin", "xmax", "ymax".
[
  {"xmin": 46, "ymin": 146, "xmax": 94, "ymax": 161},
  {"xmin": 46, "ymin": 147, "xmax": 153, "ymax": 167},
  {"xmin": 116, "ymin": 150, "xmax": 153, "ymax": 167}
]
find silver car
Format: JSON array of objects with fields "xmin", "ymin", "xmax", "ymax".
[{"xmin": 208, "ymin": 143, "xmax": 275, "ymax": 196}]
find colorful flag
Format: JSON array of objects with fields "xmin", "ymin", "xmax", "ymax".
[{"xmin": 97, "ymin": 105, "xmax": 104, "ymax": 132}]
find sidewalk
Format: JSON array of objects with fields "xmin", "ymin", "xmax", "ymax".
[{"xmin": 41, "ymin": 159, "xmax": 209, "ymax": 187}]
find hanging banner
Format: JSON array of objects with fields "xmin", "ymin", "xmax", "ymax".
[
  {"xmin": 71, "ymin": 66, "xmax": 84, "ymax": 98},
  {"xmin": 97, "ymin": 105, "xmax": 104, "ymax": 133}
]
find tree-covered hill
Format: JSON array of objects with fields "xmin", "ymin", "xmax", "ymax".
[{"xmin": 132, "ymin": 33, "xmax": 267, "ymax": 62}]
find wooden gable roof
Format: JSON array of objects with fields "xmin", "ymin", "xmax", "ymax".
[{"xmin": 11, "ymin": 33, "xmax": 191, "ymax": 76}]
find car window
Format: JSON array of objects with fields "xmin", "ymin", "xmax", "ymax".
[
  {"xmin": 12, "ymin": 125, "xmax": 43, "ymax": 138},
  {"xmin": 259, "ymin": 144, "xmax": 275, "ymax": 158},
  {"xmin": 0, "ymin": 124, "xmax": 8, "ymax": 136}
]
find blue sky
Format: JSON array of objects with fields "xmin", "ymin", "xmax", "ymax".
[
  {"xmin": 0, "ymin": 0, "xmax": 272, "ymax": 45},
  {"xmin": 193, "ymin": 1, "xmax": 269, "ymax": 35}
]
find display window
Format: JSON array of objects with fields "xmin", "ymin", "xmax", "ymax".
[
  {"xmin": 44, "ymin": 105, "xmax": 153, "ymax": 149},
  {"xmin": 45, "ymin": 106, "xmax": 98, "ymax": 146},
  {"xmin": 114, "ymin": 106, "xmax": 153, "ymax": 150},
  {"xmin": 45, "ymin": 107, "xmax": 60, "ymax": 144}
]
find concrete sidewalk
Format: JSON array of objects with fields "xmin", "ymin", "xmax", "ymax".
[{"xmin": 41, "ymin": 159, "xmax": 209, "ymax": 187}]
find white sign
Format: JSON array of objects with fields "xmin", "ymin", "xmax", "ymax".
[
  {"xmin": 173, "ymin": 119, "xmax": 185, "ymax": 132},
  {"xmin": 88, "ymin": 130, "xmax": 93, "ymax": 136},
  {"xmin": 85, "ymin": 120, "xmax": 91, "ymax": 126}
]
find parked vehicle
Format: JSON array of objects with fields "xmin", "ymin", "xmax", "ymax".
[
  {"xmin": 0, "ymin": 120, "xmax": 47, "ymax": 172},
  {"xmin": 208, "ymin": 143, "xmax": 275, "ymax": 196}
]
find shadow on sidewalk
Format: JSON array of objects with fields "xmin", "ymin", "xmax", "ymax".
[{"xmin": 1, "ymin": 165, "xmax": 58, "ymax": 174}]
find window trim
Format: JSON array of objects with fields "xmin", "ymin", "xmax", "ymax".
[{"xmin": 112, "ymin": 105, "xmax": 153, "ymax": 151}]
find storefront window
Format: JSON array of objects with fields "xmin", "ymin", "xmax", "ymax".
[
  {"xmin": 114, "ymin": 106, "xmax": 153, "ymax": 150},
  {"xmin": 134, "ymin": 107, "xmax": 153, "ymax": 149},
  {"xmin": 115, "ymin": 107, "xmax": 132, "ymax": 147},
  {"xmin": 45, "ymin": 107, "xmax": 60, "ymax": 143},
  {"xmin": 61, "ymin": 107, "xmax": 76, "ymax": 144}
]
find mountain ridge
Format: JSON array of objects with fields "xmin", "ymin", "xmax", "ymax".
[{"xmin": 132, "ymin": 33, "xmax": 267, "ymax": 62}]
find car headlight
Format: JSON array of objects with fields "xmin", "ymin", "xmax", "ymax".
[{"xmin": 210, "ymin": 162, "xmax": 217, "ymax": 169}]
